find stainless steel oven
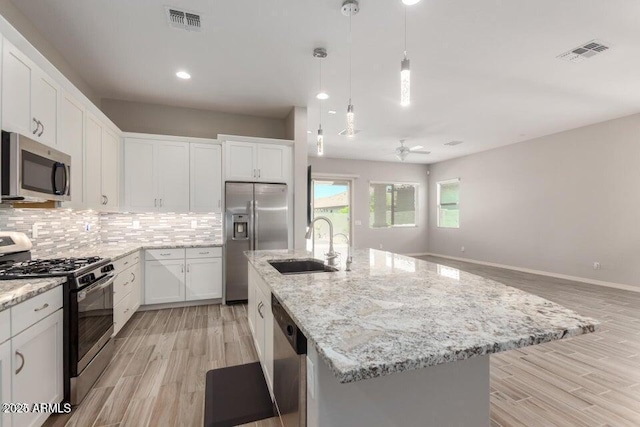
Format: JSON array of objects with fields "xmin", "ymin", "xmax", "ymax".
[
  {"xmin": 1, "ymin": 131, "xmax": 71, "ymax": 202},
  {"xmin": 69, "ymin": 272, "xmax": 114, "ymax": 404}
]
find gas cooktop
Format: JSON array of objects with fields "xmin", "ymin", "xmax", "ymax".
[{"xmin": 0, "ymin": 256, "xmax": 107, "ymax": 278}]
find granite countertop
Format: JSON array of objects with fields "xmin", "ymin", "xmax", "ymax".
[
  {"xmin": 245, "ymin": 249, "xmax": 600, "ymax": 384},
  {"xmin": 0, "ymin": 277, "xmax": 66, "ymax": 312},
  {"xmin": 42, "ymin": 241, "xmax": 224, "ymax": 262}
]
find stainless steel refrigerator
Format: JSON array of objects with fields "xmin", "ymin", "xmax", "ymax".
[{"xmin": 225, "ymin": 182, "xmax": 288, "ymax": 303}]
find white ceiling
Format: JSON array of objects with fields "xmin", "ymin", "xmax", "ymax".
[{"xmin": 11, "ymin": 0, "xmax": 640, "ymax": 163}]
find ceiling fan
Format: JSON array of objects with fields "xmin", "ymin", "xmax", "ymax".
[{"xmin": 395, "ymin": 140, "xmax": 431, "ymax": 161}]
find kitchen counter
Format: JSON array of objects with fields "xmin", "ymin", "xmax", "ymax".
[
  {"xmin": 0, "ymin": 277, "xmax": 66, "ymax": 312},
  {"xmin": 42, "ymin": 241, "xmax": 223, "ymax": 262},
  {"xmin": 246, "ymin": 249, "xmax": 599, "ymax": 384}
]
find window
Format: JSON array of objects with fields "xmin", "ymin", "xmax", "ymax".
[
  {"xmin": 369, "ymin": 182, "xmax": 417, "ymax": 228},
  {"xmin": 437, "ymin": 179, "xmax": 460, "ymax": 228}
]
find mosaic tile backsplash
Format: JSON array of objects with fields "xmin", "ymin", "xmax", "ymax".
[{"xmin": 0, "ymin": 208, "xmax": 222, "ymax": 258}]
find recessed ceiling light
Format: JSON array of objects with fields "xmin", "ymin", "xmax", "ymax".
[
  {"xmin": 411, "ymin": 145, "xmax": 423, "ymax": 150},
  {"xmin": 328, "ymin": 110, "xmax": 337, "ymax": 114},
  {"xmin": 176, "ymin": 71, "xmax": 191, "ymax": 79},
  {"xmin": 316, "ymin": 92, "xmax": 329, "ymax": 100},
  {"xmin": 444, "ymin": 140, "xmax": 464, "ymax": 146},
  {"xmin": 402, "ymin": 0, "xmax": 421, "ymax": 5},
  {"xmin": 307, "ymin": 130, "xmax": 312, "ymax": 134}
]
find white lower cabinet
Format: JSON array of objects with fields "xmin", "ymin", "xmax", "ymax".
[
  {"xmin": 186, "ymin": 258, "xmax": 223, "ymax": 301},
  {"xmin": 247, "ymin": 264, "xmax": 274, "ymax": 394},
  {"xmin": 144, "ymin": 260, "xmax": 186, "ymax": 305},
  {"xmin": 144, "ymin": 248, "xmax": 223, "ymax": 306},
  {"xmin": 113, "ymin": 252, "xmax": 142, "ymax": 336},
  {"xmin": 0, "ymin": 340, "xmax": 10, "ymax": 427},
  {"xmin": 11, "ymin": 309, "xmax": 63, "ymax": 427}
]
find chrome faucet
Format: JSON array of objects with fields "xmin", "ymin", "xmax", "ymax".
[
  {"xmin": 334, "ymin": 233, "xmax": 352, "ymax": 271},
  {"xmin": 305, "ymin": 216, "xmax": 339, "ymax": 267}
]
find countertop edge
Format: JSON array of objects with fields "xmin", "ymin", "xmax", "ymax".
[{"xmin": 0, "ymin": 277, "xmax": 66, "ymax": 312}]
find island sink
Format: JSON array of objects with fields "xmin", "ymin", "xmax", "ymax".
[{"xmin": 268, "ymin": 259, "xmax": 338, "ymax": 275}]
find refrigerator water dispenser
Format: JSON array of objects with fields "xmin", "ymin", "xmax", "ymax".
[{"xmin": 232, "ymin": 215, "xmax": 249, "ymax": 240}]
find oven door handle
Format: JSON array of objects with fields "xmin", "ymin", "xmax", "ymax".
[{"xmin": 77, "ymin": 274, "xmax": 115, "ymax": 301}]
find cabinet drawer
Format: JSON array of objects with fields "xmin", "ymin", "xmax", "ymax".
[
  {"xmin": 113, "ymin": 291, "xmax": 134, "ymax": 336},
  {"xmin": 11, "ymin": 286, "xmax": 63, "ymax": 336},
  {"xmin": 114, "ymin": 264, "xmax": 138, "ymax": 306},
  {"xmin": 113, "ymin": 251, "xmax": 141, "ymax": 272},
  {"xmin": 186, "ymin": 247, "xmax": 222, "ymax": 259},
  {"xmin": 145, "ymin": 248, "xmax": 185, "ymax": 261},
  {"xmin": 0, "ymin": 310, "xmax": 9, "ymax": 344}
]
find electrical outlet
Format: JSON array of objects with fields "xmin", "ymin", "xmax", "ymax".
[
  {"xmin": 84, "ymin": 223, "xmax": 91, "ymax": 232},
  {"xmin": 191, "ymin": 220, "xmax": 198, "ymax": 229},
  {"xmin": 379, "ymin": 244, "xmax": 383, "ymax": 249},
  {"xmin": 593, "ymin": 262, "xmax": 601, "ymax": 270},
  {"xmin": 32, "ymin": 224, "xmax": 38, "ymax": 239},
  {"xmin": 461, "ymin": 246, "xmax": 465, "ymax": 252},
  {"xmin": 132, "ymin": 220, "xmax": 141, "ymax": 229}
]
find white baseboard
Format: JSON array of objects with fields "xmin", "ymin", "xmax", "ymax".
[
  {"xmin": 138, "ymin": 298, "xmax": 223, "ymax": 311},
  {"xmin": 403, "ymin": 252, "xmax": 431, "ymax": 257},
  {"xmin": 421, "ymin": 252, "xmax": 640, "ymax": 294}
]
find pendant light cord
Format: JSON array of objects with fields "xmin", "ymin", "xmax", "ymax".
[
  {"xmin": 349, "ymin": 13, "xmax": 353, "ymax": 101},
  {"xmin": 404, "ymin": 6, "xmax": 407, "ymax": 57}
]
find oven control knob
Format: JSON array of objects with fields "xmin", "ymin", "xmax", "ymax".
[
  {"xmin": 101, "ymin": 264, "xmax": 114, "ymax": 273},
  {"xmin": 80, "ymin": 274, "xmax": 94, "ymax": 284}
]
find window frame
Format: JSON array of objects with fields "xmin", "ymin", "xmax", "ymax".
[
  {"xmin": 436, "ymin": 178, "xmax": 460, "ymax": 229},
  {"xmin": 368, "ymin": 181, "xmax": 419, "ymax": 229}
]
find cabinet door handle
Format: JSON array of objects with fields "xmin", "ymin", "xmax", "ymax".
[
  {"xmin": 32, "ymin": 118, "xmax": 39, "ymax": 134},
  {"xmin": 38, "ymin": 121, "xmax": 44, "ymax": 137},
  {"xmin": 123, "ymin": 261, "xmax": 129, "ymax": 266},
  {"xmin": 181, "ymin": 264, "xmax": 184, "ymax": 273},
  {"xmin": 123, "ymin": 281, "xmax": 129, "ymax": 287},
  {"xmin": 187, "ymin": 264, "xmax": 190, "ymax": 273},
  {"xmin": 34, "ymin": 303, "xmax": 49, "ymax": 312},
  {"xmin": 102, "ymin": 195, "xmax": 107, "ymax": 205},
  {"xmin": 160, "ymin": 253, "xmax": 171, "ymax": 256},
  {"xmin": 258, "ymin": 169, "xmax": 261, "ymax": 178},
  {"xmin": 218, "ymin": 199, "xmax": 221, "ymax": 208},
  {"xmin": 159, "ymin": 199, "xmax": 163, "ymax": 207},
  {"xmin": 154, "ymin": 198, "xmax": 157, "ymax": 207},
  {"xmin": 131, "ymin": 272, "xmax": 135, "ymax": 282},
  {"xmin": 258, "ymin": 302, "xmax": 264, "ymax": 318},
  {"xmin": 124, "ymin": 308, "xmax": 130, "ymax": 314},
  {"xmin": 15, "ymin": 351, "xmax": 25, "ymax": 375},
  {"xmin": 105, "ymin": 195, "xmax": 109, "ymax": 205}
]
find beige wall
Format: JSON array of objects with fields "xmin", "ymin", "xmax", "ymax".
[
  {"xmin": 428, "ymin": 113, "xmax": 640, "ymax": 288},
  {"xmin": 101, "ymin": 98, "xmax": 286, "ymax": 140},
  {"xmin": 309, "ymin": 157, "xmax": 429, "ymax": 255},
  {"xmin": 0, "ymin": 0, "xmax": 99, "ymax": 105}
]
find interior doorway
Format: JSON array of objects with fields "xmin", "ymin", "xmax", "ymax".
[{"xmin": 308, "ymin": 179, "xmax": 352, "ymax": 260}]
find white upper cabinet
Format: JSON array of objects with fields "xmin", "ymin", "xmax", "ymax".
[
  {"xmin": 84, "ymin": 114, "xmax": 103, "ymax": 209},
  {"xmin": 59, "ymin": 93, "xmax": 85, "ymax": 208},
  {"xmin": 85, "ymin": 114, "xmax": 120, "ymax": 211},
  {"xmin": 123, "ymin": 138, "xmax": 190, "ymax": 212},
  {"xmin": 157, "ymin": 141, "xmax": 190, "ymax": 212},
  {"xmin": 225, "ymin": 141, "xmax": 291, "ymax": 183},
  {"xmin": 190, "ymin": 143, "xmax": 222, "ymax": 213},
  {"xmin": 124, "ymin": 139, "xmax": 156, "ymax": 211},
  {"xmin": 225, "ymin": 141, "xmax": 256, "ymax": 181},
  {"xmin": 256, "ymin": 144, "xmax": 289, "ymax": 182},
  {"xmin": 2, "ymin": 39, "xmax": 58, "ymax": 147},
  {"xmin": 101, "ymin": 128, "xmax": 120, "ymax": 210}
]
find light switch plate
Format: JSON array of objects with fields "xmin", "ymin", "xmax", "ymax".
[
  {"xmin": 32, "ymin": 224, "xmax": 38, "ymax": 239},
  {"xmin": 132, "ymin": 220, "xmax": 141, "ymax": 229},
  {"xmin": 191, "ymin": 220, "xmax": 198, "ymax": 229}
]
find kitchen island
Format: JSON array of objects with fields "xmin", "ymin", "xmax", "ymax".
[{"xmin": 246, "ymin": 249, "xmax": 599, "ymax": 426}]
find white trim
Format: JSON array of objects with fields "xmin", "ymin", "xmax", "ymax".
[
  {"xmin": 311, "ymin": 175, "xmax": 355, "ymax": 248},
  {"xmin": 122, "ymin": 132, "xmax": 220, "ymax": 145},
  {"xmin": 436, "ymin": 179, "xmax": 460, "ymax": 229},
  {"xmin": 423, "ymin": 252, "xmax": 640, "ymax": 294},
  {"xmin": 138, "ymin": 298, "xmax": 222, "ymax": 311},
  {"xmin": 218, "ymin": 134, "xmax": 294, "ymax": 146}
]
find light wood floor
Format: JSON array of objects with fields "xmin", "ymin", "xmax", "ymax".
[
  {"xmin": 418, "ymin": 255, "xmax": 640, "ymax": 427},
  {"xmin": 46, "ymin": 256, "xmax": 640, "ymax": 427}
]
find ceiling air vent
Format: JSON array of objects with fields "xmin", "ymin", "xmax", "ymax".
[
  {"xmin": 166, "ymin": 7, "xmax": 202, "ymax": 32},
  {"xmin": 557, "ymin": 40, "xmax": 610, "ymax": 63},
  {"xmin": 444, "ymin": 140, "xmax": 464, "ymax": 146}
]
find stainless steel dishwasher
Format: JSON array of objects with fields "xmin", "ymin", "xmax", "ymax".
[{"xmin": 272, "ymin": 294, "xmax": 307, "ymax": 427}]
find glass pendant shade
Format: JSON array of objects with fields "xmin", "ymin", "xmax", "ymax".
[
  {"xmin": 401, "ymin": 56, "xmax": 411, "ymax": 107},
  {"xmin": 346, "ymin": 103, "xmax": 355, "ymax": 137},
  {"xmin": 317, "ymin": 127, "xmax": 324, "ymax": 156}
]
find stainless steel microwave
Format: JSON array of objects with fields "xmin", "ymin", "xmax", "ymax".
[{"xmin": 1, "ymin": 131, "xmax": 71, "ymax": 202}]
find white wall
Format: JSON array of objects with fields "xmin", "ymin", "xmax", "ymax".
[
  {"xmin": 101, "ymin": 98, "xmax": 286, "ymax": 140},
  {"xmin": 309, "ymin": 157, "xmax": 429, "ymax": 255},
  {"xmin": 285, "ymin": 107, "xmax": 309, "ymax": 249},
  {"xmin": 428, "ymin": 113, "xmax": 640, "ymax": 288}
]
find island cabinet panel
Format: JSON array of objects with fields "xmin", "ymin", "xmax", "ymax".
[
  {"xmin": 0, "ymin": 340, "xmax": 10, "ymax": 427},
  {"xmin": 247, "ymin": 263, "xmax": 274, "ymax": 394},
  {"xmin": 306, "ymin": 346, "xmax": 490, "ymax": 427}
]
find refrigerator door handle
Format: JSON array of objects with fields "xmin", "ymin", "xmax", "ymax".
[
  {"xmin": 254, "ymin": 200, "xmax": 259, "ymax": 250},
  {"xmin": 248, "ymin": 200, "xmax": 255, "ymax": 251}
]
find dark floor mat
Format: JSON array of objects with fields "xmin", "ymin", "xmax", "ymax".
[{"xmin": 204, "ymin": 362, "xmax": 276, "ymax": 427}]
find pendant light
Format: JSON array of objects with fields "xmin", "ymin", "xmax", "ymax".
[
  {"xmin": 400, "ymin": 7, "xmax": 411, "ymax": 107},
  {"xmin": 314, "ymin": 48, "xmax": 328, "ymax": 155},
  {"xmin": 342, "ymin": 0, "xmax": 359, "ymax": 137}
]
